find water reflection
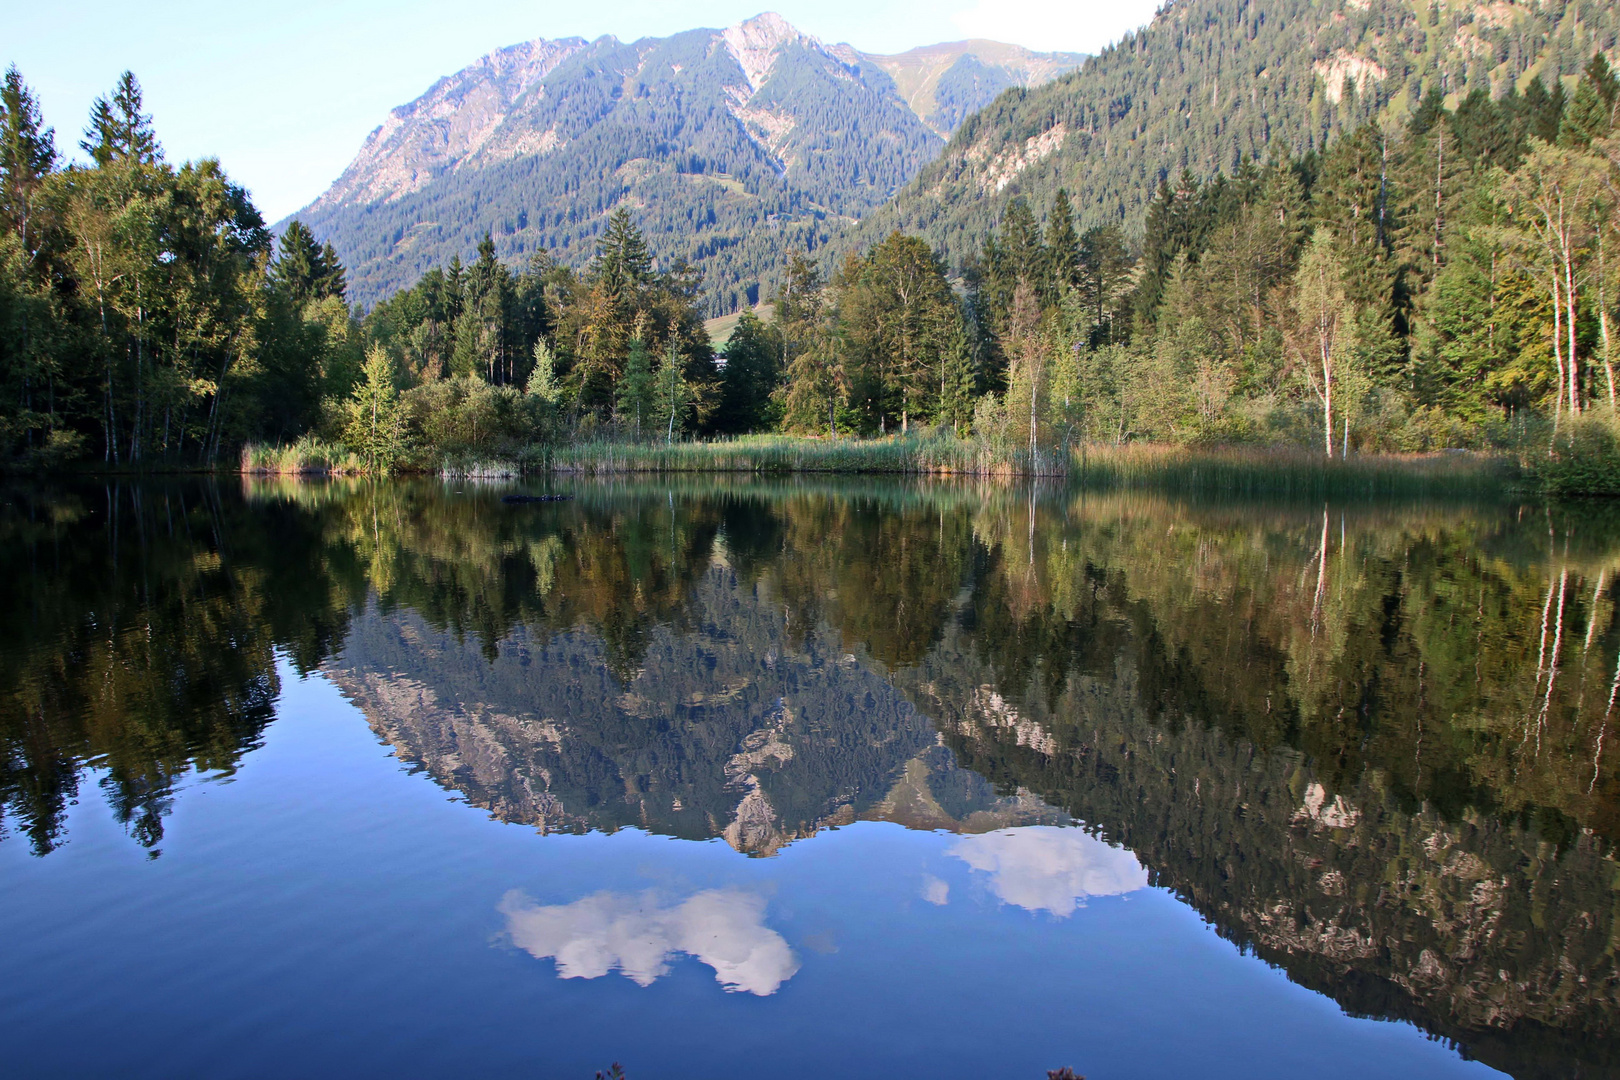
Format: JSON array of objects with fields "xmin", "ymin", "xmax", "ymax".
[
  {"xmin": 4, "ymin": 476, "xmax": 1620, "ymax": 1077},
  {"xmin": 499, "ymin": 888, "xmax": 799, "ymax": 995},
  {"xmin": 950, "ymin": 828, "xmax": 1147, "ymax": 916}
]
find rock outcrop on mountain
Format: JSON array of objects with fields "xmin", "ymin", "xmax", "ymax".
[
  {"xmin": 857, "ymin": 0, "xmax": 1620, "ymax": 271},
  {"xmin": 291, "ymin": 13, "xmax": 1081, "ymax": 309}
]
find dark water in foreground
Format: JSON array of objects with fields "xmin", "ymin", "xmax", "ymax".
[{"xmin": 2, "ymin": 477, "xmax": 1618, "ymax": 1079}]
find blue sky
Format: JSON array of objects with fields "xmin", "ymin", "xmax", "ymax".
[{"xmin": 10, "ymin": 1, "xmax": 1160, "ymax": 221}]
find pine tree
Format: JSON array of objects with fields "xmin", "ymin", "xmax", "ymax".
[
  {"xmin": 271, "ymin": 221, "xmax": 326, "ymax": 305},
  {"xmin": 1076, "ymin": 225, "xmax": 1134, "ymax": 346},
  {"xmin": 779, "ymin": 328, "xmax": 845, "ymax": 438},
  {"xmin": 940, "ymin": 325, "xmax": 977, "ymax": 436},
  {"xmin": 317, "ymin": 242, "xmax": 347, "ymax": 301},
  {"xmin": 999, "ymin": 197, "xmax": 1048, "ymax": 299}
]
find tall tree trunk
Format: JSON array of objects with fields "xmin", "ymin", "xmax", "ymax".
[
  {"xmin": 1551, "ymin": 272, "xmax": 1566, "ymax": 445},
  {"xmin": 1598, "ymin": 227, "xmax": 1615, "ymax": 409},
  {"xmin": 1320, "ymin": 338, "xmax": 1334, "ymax": 459},
  {"xmin": 1566, "ymin": 244, "xmax": 1582, "ymax": 415}
]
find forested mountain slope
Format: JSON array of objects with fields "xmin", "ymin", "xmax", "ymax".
[
  {"xmin": 855, "ymin": 0, "xmax": 1620, "ymax": 267},
  {"xmin": 292, "ymin": 13, "xmax": 1081, "ymax": 310}
]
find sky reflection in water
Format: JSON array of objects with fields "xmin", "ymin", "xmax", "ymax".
[{"xmin": 2, "ymin": 478, "xmax": 1617, "ymax": 1078}]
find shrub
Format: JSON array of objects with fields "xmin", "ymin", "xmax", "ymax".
[{"xmin": 1538, "ymin": 416, "xmax": 1620, "ymax": 496}]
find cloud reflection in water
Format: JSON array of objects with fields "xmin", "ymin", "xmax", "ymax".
[
  {"xmin": 499, "ymin": 888, "xmax": 799, "ymax": 995},
  {"xmin": 950, "ymin": 826, "xmax": 1147, "ymax": 916}
]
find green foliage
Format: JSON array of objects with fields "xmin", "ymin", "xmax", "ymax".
[
  {"xmin": 833, "ymin": 231, "xmax": 964, "ymax": 433},
  {"xmin": 649, "ymin": 339, "xmax": 698, "ymax": 444},
  {"xmin": 270, "ymin": 220, "xmax": 346, "ymax": 306},
  {"xmin": 1537, "ymin": 416, "xmax": 1620, "ymax": 496},
  {"xmin": 855, "ymin": 0, "xmax": 1617, "ymax": 278},
  {"xmin": 80, "ymin": 71, "xmax": 160, "ymax": 168},
  {"xmin": 715, "ymin": 309, "xmax": 782, "ymax": 434},
  {"xmin": 614, "ymin": 337, "xmax": 655, "ymax": 438},
  {"xmin": 343, "ymin": 345, "xmax": 407, "ymax": 472},
  {"xmin": 526, "ymin": 338, "xmax": 563, "ymax": 406}
]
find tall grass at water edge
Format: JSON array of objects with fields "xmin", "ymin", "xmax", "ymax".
[
  {"xmin": 242, "ymin": 432, "xmax": 1523, "ymax": 497},
  {"xmin": 549, "ymin": 435, "xmax": 1515, "ymax": 497},
  {"xmin": 548, "ymin": 434, "xmax": 1062, "ymax": 476},
  {"xmin": 1070, "ymin": 443, "xmax": 1516, "ymax": 498},
  {"xmin": 240, "ymin": 437, "xmax": 366, "ymax": 475}
]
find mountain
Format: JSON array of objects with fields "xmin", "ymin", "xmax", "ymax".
[
  {"xmin": 290, "ymin": 13, "xmax": 1083, "ymax": 310},
  {"xmin": 861, "ymin": 39, "xmax": 1087, "ymax": 139},
  {"xmin": 325, "ymin": 577, "xmax": 1066, "ymax": 856},
  {"xmin": 856, "ymin": 0, "xmax": 1620, "ymax": 268}
]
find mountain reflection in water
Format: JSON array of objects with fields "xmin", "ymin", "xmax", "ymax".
[{"xmin": 2, "ymin": 476, "xmax": 1619, "ymax": 1078}]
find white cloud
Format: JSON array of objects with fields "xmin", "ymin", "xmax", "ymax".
[
  {"xmin": 949, "ymin": 826, "xmax": 1147, "ymax": 916},
  {"xmin": 950, "ymin": 0, "xmax": 1161, "ymax": 55},
  {"xmin": 499, "ymin": 887, "xmax": 800, "ymax": 995},
  {"xmin": 920, "ymin": 874, "xmax": 951, "ymax": 905}
]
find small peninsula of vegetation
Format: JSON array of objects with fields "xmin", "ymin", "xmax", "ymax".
[{"xmin": 6, "ymin": 58, "xmax": 1620, "ymax": 492}]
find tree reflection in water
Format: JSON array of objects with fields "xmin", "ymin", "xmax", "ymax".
[{"xmin": 2, "ymin": 476, "xmax": 1618, "ymax": 1076}]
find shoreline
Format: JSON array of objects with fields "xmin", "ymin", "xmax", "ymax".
[{"xmin": 224, "ymin": 437, "xmax": 1526, "ymax": 497}]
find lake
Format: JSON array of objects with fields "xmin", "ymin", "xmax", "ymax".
[{"xmin": 1, "ymin": 477, "xmax": 1616, "ymax": 1079}]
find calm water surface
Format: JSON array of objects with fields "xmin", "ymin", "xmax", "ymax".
[{"xmin": 2, "ymin": 478, "xmax": 1617, "ymax": 1078}]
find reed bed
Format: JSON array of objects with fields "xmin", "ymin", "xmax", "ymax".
[
  {"xmin": 439, "ymin": 457, "xmax": 525, "ymax": 479},
  {"xmin": 547, "ymin": 434, "xmax": 1061, "ymax": 476},
  {"xmin": 240, "ymin": 433, "xmax": 1523, "ymax": 499},
  {"xmin": 1069, "ymin": 443, "xmax": 1517, "ymax": 497},
  {"xmin": 240, "ymin": 437, "xmax": 366, "ymax": 475}
]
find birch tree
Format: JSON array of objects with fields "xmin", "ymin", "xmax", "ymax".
[{"xmin": 1291, "ymin": 232, "xmax": 1350, "ymax": 458}]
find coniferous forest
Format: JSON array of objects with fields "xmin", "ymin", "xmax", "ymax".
[{"xmin": 6, "ymin": 29, "xmax": 1620, "ymax": 488}]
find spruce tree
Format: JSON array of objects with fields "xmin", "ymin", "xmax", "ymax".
[
  {"xmin": 1045, "ymin": 189, "xmax": 1080, "ymax": 294},
  {"xmin": 0, "ymin": 66, "xmax": 56, "ymax": 256},
  {"xmin": 526, "ymin": 339, "xmax": 562, "ymax": 405},
  {"xmin": 940, "ymin": 325, "xmax": 977, "ymax": 436},
  {"xmin": 998, "ymin": 197, "xmax": 1047, "ymax": 298},
  {"xmin": 594, "ymin": 206, "xmax": 652, "ymax": 299},
  {"xmin": 1077, "ymin": 225, "xmax": 1134, "ymax": 346},
  {"xmin": 81, "ymin": 71, "xmax": 160, "ymax": 166},
  {"xmin": 615, "ymin": 337, "xmax": 654, "ymax": 438},
  {"xmin": 1560, "ymin": 54, "xmax": 1619, "ymax": 148},
  {"xmin": 317, "ymin": 242, "xmax": 348, "ymax": 301},
  {"xmin": 271, "ymin": 221, "xmax": 324, "ymax": 305}
]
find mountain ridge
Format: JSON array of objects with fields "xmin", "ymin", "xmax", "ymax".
[
  {"xmin": 288, "ymin": 12, "xmax": 1084, "ymax": 309},
  {"xmin": 853, "ymin": 0, "xmax": 1620, "ymax": 267}
]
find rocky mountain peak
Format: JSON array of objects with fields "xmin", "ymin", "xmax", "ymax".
[
  {"xmin": 291, "ymin": 17, "xmax": 1082, "ymax": 307},
  {"xmin": 722, "ymin": 12, "xmax": 815, "ymax": 93}
]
